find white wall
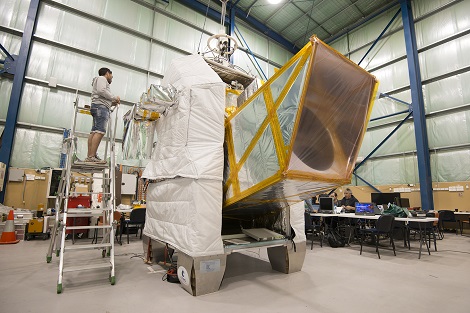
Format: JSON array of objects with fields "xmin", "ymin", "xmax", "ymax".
[{"xmin": 330, "ymin": 0, "xmax": 470, "ymax": 184}]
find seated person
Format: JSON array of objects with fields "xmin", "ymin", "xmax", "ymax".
[
  {"xmin": 311, "ymin": 196, "xmax": 318, "ymax": 204},
  {"xmin": 339, "ymin": 188, "xmax": 358, "ymax": 213},
  {"xmin": 329, "ymin": 191, "xmax": 340, "ymax": 207},
  {"xmin": 305, "ymin": 196, "xmax": 319, "ymax": 212}
]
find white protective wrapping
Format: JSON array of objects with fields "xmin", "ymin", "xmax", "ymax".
[
  {"xmin": 290, "ymin": 201, "xmax": 306, "ymax": 243},
  {"xmin": 142, "ymin": 55, "xmax": 225, "ymax": 257},
  {"xmin": 142, "ymin": 56, "xmax": 225, "ymax": 180},
  {"xmin": 144, "ymin": 178, "xmax": 224, "ymax": 257}
]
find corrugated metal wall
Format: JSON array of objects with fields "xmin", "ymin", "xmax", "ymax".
[
  {"xmin": 0, "ymin": 0, "xmax": 292, "ymax": 169},
  {"xmin": 330, "ymin": 0, "xmax": 470, "ymax": 184}
]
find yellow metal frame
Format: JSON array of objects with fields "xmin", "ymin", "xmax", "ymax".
[
  {"xmin": 224, "ymin": 43, "xmax": 313, "ymax": 207},
  {"xmin": 223, "ymin": 36, "xmax": 379, "ymax": 208}
]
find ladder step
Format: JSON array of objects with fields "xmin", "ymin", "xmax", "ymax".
[
  {"xmin": 66, "ymin": 209, "xmax": 111, "ymax": 213},
  {"xmin": 72, "ymin": 163, "xmax": 108, "ymax": 170},
  {"xmin": 68, "ymin": 192, "xmax": 112, "ymax": 195},
  {"xmin": 64, "ymin": 243, "xmax": 111, "ymax": 251},
  {"xmin": 64, "ymin": 213, "xmax": 105, "ymax": 218},
  {"xmin": 63, "ymin": 262, "xmax": 111, "ymax": 273},
  {"xmin": 66, "ymin": 225, "xmax": 112, "ymax": 230}
]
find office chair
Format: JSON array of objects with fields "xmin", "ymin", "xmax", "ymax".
[
  {"xmin": 426, "ymin": 211, "xmax": 443, "ymax": 240},
  {"xmin": 462, "ymin": 217, "xmax": 470, "ymax": 234},
  {"xmin": 120, "ymin": 208, "xmax": 146, "ymax": 244},
  {"xmin": 304, "ymin": 212, "xmax": 323, "ymax": 249},
  {"xmin": 438, "ymin": 210, "xmax": 462, "ymax": 236},
  {"xmin": 360, "ymin": 214, "xmax": 396, "ymax": 259}
]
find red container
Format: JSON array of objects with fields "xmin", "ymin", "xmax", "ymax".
[
  {"xmin": 66, "ymin": 196, "xmax": 91, "ymax": 235},
  {"xmin": 67, "ymin": 196, "xmax": 91, "ymax": 208}
]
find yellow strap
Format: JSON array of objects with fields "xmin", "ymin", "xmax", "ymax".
[{"xmin": 78, "ymin": 109, "xmax": 91, "ymax": 115}]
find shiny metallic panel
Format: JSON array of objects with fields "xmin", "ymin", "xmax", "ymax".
[
  {"xmin": 230, "ymin": 92, "xmax": 268, "ymax": 164},
  {"xmin": 270, "ymin": 58, "xmax": 300, "ymax": 104},
  {"xmin": 224, "ymin": 179, "xmax": 338, "ymax": 215},
  {"xmin": 238, "ymin": 125, "xmax": 279, "ymax": 192},
  {"xmin": 277, "ymin": 58, "xmax": 309, "ymax": 146},
  {"xmin": 204, "ymin": 58, "xmax": 254, "ymax": 88}
]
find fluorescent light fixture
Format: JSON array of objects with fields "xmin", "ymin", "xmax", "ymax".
[{"xmin": 267, "ymin": 0, "xmax": 282, "ymax": 4}]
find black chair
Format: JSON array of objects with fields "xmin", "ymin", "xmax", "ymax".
[
  {"xmin": 304, "ymin": 212, "xmax": 323, "ymax": 249},
  {"xmin": 438, "ymin": 210, "xmax": 462, "ymax": 236},
  {"xmin": 360, "ymin": 214, "xmax": 396, "ymax": 259},
  {"xmin": 120, "ymin": 209, "xmax": 146, "ymax": 244},
  {"xmin": 462, "ymin": 217, "xmax": 470, "ymax": 233},
  {"xmin": 426, "ymin": 212, "xmax": 443, "ymax": 240}
]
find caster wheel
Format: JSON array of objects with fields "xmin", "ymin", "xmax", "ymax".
[
  {"xmin": 46, "ymin": 256, "xmax": 52, "ymax": 263},
  {"xmin": 102, "ymin": 250, "xmax": 106, "ymax": 258},
  {"xmin": 110, "ymin": 276, "xmax": 116, "ymax": 285},
  {"xmin": 57, "ymin": 283, "xmax": 62, "ymax": 294}
]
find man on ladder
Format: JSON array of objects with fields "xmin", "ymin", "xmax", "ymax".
[
  {"xmin": 86, "ymin": 67, "xmax": 120, "ymax": 163},
  {"xmin": 46, "ymin": 67, "xmax": 120, "ymax": 293}
]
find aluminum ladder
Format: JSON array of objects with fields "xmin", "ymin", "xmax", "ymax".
[{"xmin": 46, "ymin": 97, "xmax": 119, "ymax": 294}]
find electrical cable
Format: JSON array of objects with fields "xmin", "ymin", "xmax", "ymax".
[
  {"xmin": 197, "ymin": 0, "xmax": 212, "ymax": 54},
  {"xmin": 301, "ymin": 1, "xmax": 316, "ymax": 47}
]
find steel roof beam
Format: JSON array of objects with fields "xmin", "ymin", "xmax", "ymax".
[{"xmin": 293, "ymin": 0, "xmax": 362, "ymax": 44}]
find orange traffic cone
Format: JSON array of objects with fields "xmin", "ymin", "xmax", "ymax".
[{"xmin": 0, "ymin": 210, "xmax": 20, "ymax": 244}]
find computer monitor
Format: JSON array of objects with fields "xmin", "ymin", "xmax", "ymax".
[
  {"xmin": 319, "ymin": 197, "xmax": 334, "ymax": 212},
  {"xmin": 355, "ymin": 202, "xmax": 375, "ymax": 215},
  {"xmin": 398, "ymin": 198, "xmax": 410, "ymax": 208},
  {"xmin": 371, "ymin": 192, "xmax": 400, "ymax": 206}
]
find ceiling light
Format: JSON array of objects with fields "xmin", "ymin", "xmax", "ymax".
[{"xmin": 267, "ymin": 0, "xmax": 282, "ymax": 4}]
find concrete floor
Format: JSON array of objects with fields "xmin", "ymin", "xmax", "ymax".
[{"xmin": 0, "ymin": 234, "xmax": 469, "ymax": 313}]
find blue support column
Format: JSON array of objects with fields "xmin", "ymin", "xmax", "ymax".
[
  {"xmin": 0, "ymin": 0, "xmax": 40, "ymax": 202},
  {"xmin": 399, "ymin": 0, "xmax": 434, "ymax": 211}
]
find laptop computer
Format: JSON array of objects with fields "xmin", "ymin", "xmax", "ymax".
[{"xmin": 355, "ymin": 202, "xmax": 375, "ymax": 216}]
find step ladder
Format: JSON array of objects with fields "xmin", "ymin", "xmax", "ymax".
[{"xmin": 46, "ymin": 97, "xmax": 119, "ymax": 294}]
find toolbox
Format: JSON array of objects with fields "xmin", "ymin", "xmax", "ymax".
[{"xmin": 25, "ymin": 218, "xmax": 49, "ymax": 240}]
